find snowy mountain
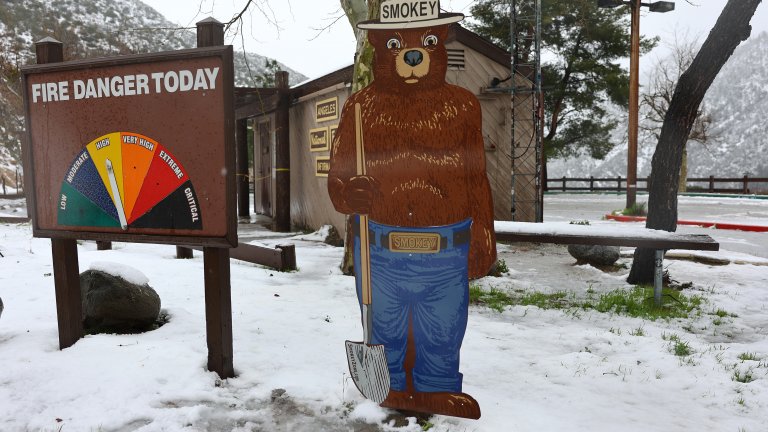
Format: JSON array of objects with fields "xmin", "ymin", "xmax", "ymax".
[
  {"xmin": 549, "ymin": 31, "xmax": 768, "ymax": 180},
  {"xmin": 0, "ymin": 0, "xmax": 307, "ymax": 181}
]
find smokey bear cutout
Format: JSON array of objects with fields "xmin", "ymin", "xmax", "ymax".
[{"xmin": 328, "ymin": 0, "xmax": 496, "ymax": 420}]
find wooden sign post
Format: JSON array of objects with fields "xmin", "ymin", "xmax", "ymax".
[{"xmin": 22, "ymin": 19, "xmax": 237, "ymax": 378}]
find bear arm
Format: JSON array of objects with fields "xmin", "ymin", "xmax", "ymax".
[{"xmin": 465, "ymin": 112, "xmax": 497, "ymax": 279}]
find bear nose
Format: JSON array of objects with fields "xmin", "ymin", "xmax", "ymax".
[{"xmin": 404, "ymin": 50, "xmax": 423, "ymax": 67}]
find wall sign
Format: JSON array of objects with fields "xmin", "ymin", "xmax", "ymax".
[
  {"xmin": 315, "ymin": 97, "xmax": 339, "ymax": 123},
  {"xmin": 330, "ymin": 125, "xmax": 339, "ymax": 143},
  {"xmin": 309, "ymin": 127, "xmax": 330, "ymax": 152},
  {"xmin": 22, "ymin": 47, "xmax": 236, "ymax": 247},
  {"xmin": 315, "ymin": 156, "xmax": 331, "ymax": 177}
]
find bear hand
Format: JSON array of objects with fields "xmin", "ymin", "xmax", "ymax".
[{"xmin": 344, "ymin": 175, "xmax": 380, "ymax": 215}]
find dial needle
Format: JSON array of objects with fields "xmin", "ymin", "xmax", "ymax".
[{"xmin": 106, "ymin": 159, "xmax": 128, "ymax": 230}]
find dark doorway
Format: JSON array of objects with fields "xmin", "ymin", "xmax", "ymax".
[{"xmin": 255, "ymin": 120, "xmax": 272, "ymax": 216}]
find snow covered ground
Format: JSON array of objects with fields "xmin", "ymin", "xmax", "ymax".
[{"xmin": 1, "ymin": 194, "xmax": 767, "ymax": 432}]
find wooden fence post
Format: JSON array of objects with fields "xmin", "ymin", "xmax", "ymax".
[
  {"xmin": 743, "ymin": 175, "xmax": 749, "ymax": 195},
  {"xmin": 35, "ymin": 37, "xmax": 84, "ymax": 350},
  {"xmin": 617, "ymin": 176, "xmax": 622, "ymax": 193},
  {"xmin": 709, "ymin": 175, "xmax": 715, "ymax": 193},
  {"xmin": 196, "ymin": 16, "xmax": 235, "ymax": 379},
  {"xmin": 561, "ymin": 176, "xmax": 566, "ymax": 192},
  {"xmin": 274, "ymin": 70, "xmax": 291, "ymax": 232},
  {"xmin": 236, "ymin": 118, "xmax": 250, "ymax": 219},
  {"xmin": 590, "ymin": 176, "xmax": 594, "ymax": 192}
]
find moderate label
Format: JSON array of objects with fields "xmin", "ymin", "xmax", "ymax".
[{"xmin": 389, "ymin": 232, "xmax": 441, "ymax": 253}]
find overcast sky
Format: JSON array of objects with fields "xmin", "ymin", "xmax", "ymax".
[{"xmin": 141, "ymin": 0, "xmax": 768, "ymax": 80}]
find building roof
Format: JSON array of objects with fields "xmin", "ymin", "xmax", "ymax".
[{"xmin": 235, "ymin": 24, "xmax": 511, "ymax": 118}]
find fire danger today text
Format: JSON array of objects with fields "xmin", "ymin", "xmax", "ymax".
[{"xmin": 30, "ymin": 67, "xmax": 220, "ymax": 103}]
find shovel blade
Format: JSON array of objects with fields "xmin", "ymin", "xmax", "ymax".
[{"xmin": 345, "ymin": 340, "xmax": 391, "ymax": 403}]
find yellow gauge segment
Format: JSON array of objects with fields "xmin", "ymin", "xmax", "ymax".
[{"xmin": 86, "ymin": 132, "xmax": 124, "ymax": 209}]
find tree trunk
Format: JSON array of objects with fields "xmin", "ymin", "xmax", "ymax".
[
  {"xmin": 339, "ymin": 0, "xmax": 381, "ymax": 275},
  {"xmin": 628, "ymin": 0, "xmax": 761, "ymax": 284},
  {"xmin": 678, "ymin": 144, "xmax": 688, "ymax": 193}
]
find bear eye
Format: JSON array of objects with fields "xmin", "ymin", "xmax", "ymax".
[
  {"xmin": 423, "ymin": 35, "xmax": 438, "ymax": 47},
  {"xmin": 386, "ymin": 38, "xmax": 401, "ymax": 50}
]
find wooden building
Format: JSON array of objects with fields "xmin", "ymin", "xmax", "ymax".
[{"xmin": 234, "ymin": 25, "xmax": 530, "ymax": 234}]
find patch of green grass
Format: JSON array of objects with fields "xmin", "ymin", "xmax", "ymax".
[
  {"xmin": 488, "ymin": 259, "xmax": 510, "ymax": 277},
  {"xmin": 738, "ymin": 353, "xmax": 761, "ymax": 362},
  {"xmin": 469, "ymin": 285, "xmax": 513, "ymax": 312},
  {"xmin": 520, "ymin": 291, "xmax": 570, "ymax": 309},
  {"xmin": 673, "ymin": 340, "xmax": 693, "ymax": 357},
  {"xmin": 470, "ymin": 284, "xmax": 706, "ymax": 320},
  {"xmin": 733, "ymin": 369, "xmax": 756, "ymax": 384},
  {"xmin": 629, "ymin": 326, "xmax": 645, "ymax": 337},
  {"xmin": 622, "ymin": 201, "xmax": 647, "ymax": 216},
  {"xmin": 592, "ymin": 286, "xmax": 704, "ymax": 320},
  {"xmin": 469, "ymin": 285, "xmax": 571, "ymax": 312}
]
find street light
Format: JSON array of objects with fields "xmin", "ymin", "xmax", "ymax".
[{"xmin": 598, "ymin": 0, "xmax": 674, "ymax": 210}]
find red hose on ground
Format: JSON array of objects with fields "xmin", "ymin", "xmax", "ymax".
[{"xmin": 604, "ymin": 214, "xmax": 768, "ymax": 233}]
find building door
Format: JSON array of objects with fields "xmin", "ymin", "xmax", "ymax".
[{"xmin": 257, "ymin": 120, "xmax": 272, "ymax": 216}]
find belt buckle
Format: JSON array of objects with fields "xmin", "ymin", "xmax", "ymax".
[{"xmin": 388, "ymin": 232, "xmax": 441, "ymax": 254}]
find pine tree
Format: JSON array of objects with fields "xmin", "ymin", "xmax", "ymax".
[{"xmin": 469, "ymin": 0, "xmax": 656, "ymax": 168}]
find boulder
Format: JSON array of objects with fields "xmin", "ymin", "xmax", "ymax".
[
  {"xmin": 80, "ymin": 270, "xmax": 161, "ymax": 334},
  {"xmin": 567, "ymin": 244, "xmax": 620, "ymax": 267}
]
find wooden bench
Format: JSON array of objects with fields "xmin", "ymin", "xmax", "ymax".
[{"xmin": 494, "ymin": 221, "xmax": 720, "ymax": 305}]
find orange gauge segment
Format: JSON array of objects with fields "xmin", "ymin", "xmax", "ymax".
[
  {"xmin": 128, "ymin": 143, "xmax": 190, "ymax": 225},
  {"xmin": 120, "ymin": 132, "xmax": 158, "ymax": 220}
]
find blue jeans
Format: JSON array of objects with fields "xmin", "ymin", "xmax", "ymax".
[{"xmin": 354, "ymin": 216, "xmax": 472, "ymax": 393}]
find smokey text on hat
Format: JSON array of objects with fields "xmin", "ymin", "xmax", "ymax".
[{"xmin": 381, "ymin": 0, "xmax": 439, "ymax": 23}]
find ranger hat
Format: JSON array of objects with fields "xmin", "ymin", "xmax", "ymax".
[{"xmin": 357, "ymin": 0, "xmax": 464, "ymax": 30}]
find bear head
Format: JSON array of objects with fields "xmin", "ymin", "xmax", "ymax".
[{"xmin": 368, "ymin": 24, "xmax": 450, "ymax": 92}]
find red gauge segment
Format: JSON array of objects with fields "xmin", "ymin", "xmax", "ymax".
[{"xmin": 127, "ymin": 143, "xmax": 189, "ymax": 225}]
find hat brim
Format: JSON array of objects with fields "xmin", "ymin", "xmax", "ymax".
[{"xmin": 357, "ymin": 12, "xmax": 464, "ymax": 30}]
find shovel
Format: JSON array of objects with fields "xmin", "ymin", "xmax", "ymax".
[{"xmin": 344, "ymin": 102, "xmax": 391, "ymax": 404}]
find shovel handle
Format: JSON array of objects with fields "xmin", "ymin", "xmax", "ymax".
[{"xmin": 355, "ymin": 103, "xmax": 373, "ymax": 306}]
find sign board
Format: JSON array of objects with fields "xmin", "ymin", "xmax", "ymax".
[
  {"xmin": 315, "ymin": 156, "xmax": 331, "ymax": 177},
  {"xmin": 309, "ymin": 127, "xmax": 330, "ymax": 152},
  {"xmin": 330, "ymin": 125, "xmax": 338, "ymax": 143},
  {"xmin": 315, "ymin": 97, "xmax": 338, "ymax": 123},
  {"xmin": 22, "ymin": 47, "xmax": 236, "ymax": 247}
]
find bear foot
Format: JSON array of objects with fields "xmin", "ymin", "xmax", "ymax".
[{"xmin": 381, "ymin": 390, "xmax": 481, "ymax": 419}]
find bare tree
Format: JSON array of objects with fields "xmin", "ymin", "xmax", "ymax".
[
  {"xmin": 640, "ymin": 33, "xmax": 717, "ymax": 192},
  {"xmin": 628, "ymin": 0, "xmax": 763, "ymax": 285}
]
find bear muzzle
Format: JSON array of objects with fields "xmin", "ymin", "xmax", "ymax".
[{"xmin": 396, "ymin": 48, "xmax": 431, "ymax": 84}]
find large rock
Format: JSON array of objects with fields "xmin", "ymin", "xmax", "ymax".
[
  {"xmin": 80, "ymin": 270, "xmax": 161, "ymax": 334},
  {"xmin": 567, "ymin": 244, "xmax": 620, "ymax": 267}
]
